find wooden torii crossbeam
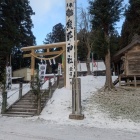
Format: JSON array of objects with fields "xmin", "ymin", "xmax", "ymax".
[{"xmin": 21, "ymin": 42, "xmax": 66, "ymax": 85}]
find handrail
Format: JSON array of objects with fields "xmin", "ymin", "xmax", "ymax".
[
  {"xmin": 6, "ymin": 75, "xmax": 57, "ymax": 103},
  {"xmin": 7, "ymin": 82, "xmax": 30, "ymax": 99}
]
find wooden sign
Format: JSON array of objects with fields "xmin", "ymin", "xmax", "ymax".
[{"xmin": 66, "ymin": 0, "xmax": 75, "ymax": 89}]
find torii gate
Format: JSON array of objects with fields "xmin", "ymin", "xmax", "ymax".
[
  {"xmin": 21, "ymin": 40, "xmax": 79, "ymax": 87},
  {"xmin": 21, "ymin": 0, "xmax": 77, "ymax": 89},
  {"xmin": 21, "ymin": 42, "xmax": 67, "ymax": 86}
]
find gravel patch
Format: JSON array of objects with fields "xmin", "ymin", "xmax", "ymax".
[{"xmin": 91, "ymin": 87, "xmax": 140, "ymax": 122}]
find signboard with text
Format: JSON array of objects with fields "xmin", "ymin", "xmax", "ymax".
[{"xmin": 66, "ymin": 0, "xmax": 75, "ymax": 89}]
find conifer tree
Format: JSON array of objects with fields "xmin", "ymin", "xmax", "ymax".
[
  {"xmin": 89, "ymin": 0, "xmax": 123, "ymax": 90},
  {"xmin": 43, "ymin": 23, "xmax": 65, "ymax": 66},
  {"xmin": 120, "ymin": 0, "xmax": 140, "ymax": 49},
  {"xmin": 0, "ymin": 0, "xmax": 36, "ymax": 70},
  {"xmin": 44, "ymin": 23, "xmax": 65, "ymax": 44}
]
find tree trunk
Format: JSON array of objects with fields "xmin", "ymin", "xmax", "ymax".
[{"xmin": 104, "ymin": 48, "xmax": 114, "ymax": 91}]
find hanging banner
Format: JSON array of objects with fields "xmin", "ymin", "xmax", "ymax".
[
  {"xmin": 66, "ymin": 0, "xmax": 75, "ymax": 89},
  {"xmin": 38, "ymin": 64, "xmax": 47, "ymax": 85},
  {"xmin": 6, "ymin": 66, "xmax": 12, "ymax": 90}
]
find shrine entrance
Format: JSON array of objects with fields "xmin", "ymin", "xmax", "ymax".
[
  {"xmin": 21, "ymin": 42, "xmax": 66, "ymax": 86},
  {"xmin": 21, "ymin": 0, "xmax": 84, "ymax": 120}
]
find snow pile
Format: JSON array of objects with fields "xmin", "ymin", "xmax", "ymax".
[
  {"xmin": 40, "ymin": 76, "xmax": 140, "ymax": 132},
  {"xmin": 40, "ymin": 76, "xmax": 104, "ymax": 123}
]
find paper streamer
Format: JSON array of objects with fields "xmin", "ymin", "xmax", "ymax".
[
  {"xmin": 49, "ymin": 59, "xmax": 52, "ymax": 65},
  {"xmin": 53, "ymin": 58, "xmax": 56, "ymax": 64}
]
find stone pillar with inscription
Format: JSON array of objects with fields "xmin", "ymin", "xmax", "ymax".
[
  {"xmin": 66, "ymin": 0, "xmax": 84, "ymax": 120},
  {"xmin": 66, "ymin": 0, "xmax": 75, "ymax": 89}
]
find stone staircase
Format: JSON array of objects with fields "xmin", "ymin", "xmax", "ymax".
[
  {"xmin": 2, "ymin": 90, "xmax": 49, "ymax": 117},
  {"xmin": 2, "ymin": 77, "xmax": 64, "ymax": 117}
]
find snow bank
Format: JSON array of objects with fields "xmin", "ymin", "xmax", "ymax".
[
  {"xmin": 0, "ymin": 76, "xmax": 140, "ymax": 132},
  {"xmin": 39, "ymin": 76, "xmax": 140, "ymax": 132}
]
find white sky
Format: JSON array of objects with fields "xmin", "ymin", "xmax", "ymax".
[{"xmin": 29, "ymin": 0, "xmax": 128, "ymax": 45}]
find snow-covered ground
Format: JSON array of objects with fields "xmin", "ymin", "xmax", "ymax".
[
  {"xmin": 0, "ymin": 83, "xmax": 30, "ymax": 109},
  {"xmin": 40, "ymin": 76, "xmax": 140, "ymax": 132},
  {"xmin": 0, "ymin": 76, "xmax": 140, "ymax": 133}
]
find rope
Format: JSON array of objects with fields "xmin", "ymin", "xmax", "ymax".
[{"xmin": 30, "ymin": 50, "xmax": 65, "ymax": 60}]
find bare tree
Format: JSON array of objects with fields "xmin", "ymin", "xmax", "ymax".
[{"xmin": 77, "ymin": 7, "xmax": 93, "ymax": 75}]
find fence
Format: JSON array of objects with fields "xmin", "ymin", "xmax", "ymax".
[{"xmin": 1, "ymin": 74, "xmax": 60, "ymax": 114}]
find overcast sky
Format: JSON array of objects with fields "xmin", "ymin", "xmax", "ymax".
[{"xmin": 29, "ymin": 0, "xmax": 128, "ymax": 45}]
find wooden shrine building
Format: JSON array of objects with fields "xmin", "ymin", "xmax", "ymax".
[{"xmin": 113, "ymin": 34, "xmax": 140, "ymax": 87}]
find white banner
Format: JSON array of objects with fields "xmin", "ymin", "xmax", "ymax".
[
  {"xmin": 6, "ymin": 66, "xmax": 12, "ymax": 90},
  {"xmin": 66, "ymin": 0, "xmax": 75, "ymax": 89},
  {"xmin": 38, "ymin": 64, "xmax": 47, "ymax": 85}
]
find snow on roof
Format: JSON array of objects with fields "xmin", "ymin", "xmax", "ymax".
[
  {"xmin": 90, "ymin": 61, "xmax": 106, "ymax": 71},
  {"xmin": 77, "ymin": 61, "xmax": 105, "ymax": 72},
  {"xmin": 77, "ymin": 63, "xmax": 87, "ymax": 72}
]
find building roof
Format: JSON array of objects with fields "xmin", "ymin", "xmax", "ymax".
[
  {"xmin": 77, "ymin": 61, "xmax": 106, "ymax": 72},
  {"xmin": 21, "ymin": 41, "xmax": 79, "ymax": 51},
  {"xmin": 21, "ymin": 42, "xmax": 66, "ymax": 51},
  {"xmin": 113, "ymin": 34, "xmax": 140, "ymax": 62}
]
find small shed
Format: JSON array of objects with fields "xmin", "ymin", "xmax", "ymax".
[
  {"xmin": 13, "ymin": 68, "xmax": 36, "ymax": 81},
  {"xmin": 113, "ymin": 34, "xmax": 140, "ymax": 87}
]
